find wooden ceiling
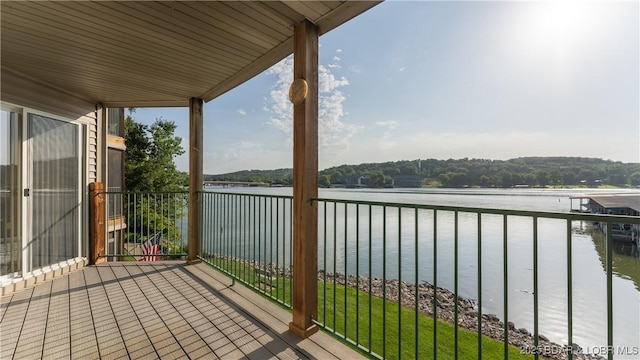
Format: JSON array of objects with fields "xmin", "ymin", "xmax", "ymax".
[{"xmin": 1, "ymin": 1, "xmax": 379, "ymax": 107}]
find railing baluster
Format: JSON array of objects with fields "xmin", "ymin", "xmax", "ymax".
[
  {"xmin": 253, "ymin": 195, "xmax": 257, "ymax": 288},
  {"xmin": 478, "ymin": 212, "xmax": 483, "ymax": 359},
  {"xmin": 215, "ymin": 193, "xmax": 219, "ymax": 267},
  {"xmin": 606, "ymin": 221, "xmax": 613, "ymax": 360},
  {"xmin": 503, "ymin": 214, "xmax": 509, "ymax": 360},
  {"xmin": 160, "ymin": 193, "xmax": 164, "ymax": 254},
  {"xmin": 289, "ymin": 197, "xmax": 293, "ymax": 306},
  {"xmin": 567, "ymin": 220, "xmax": 573, "ymax": 360},
  {"xmin": 454, "ymin": 210, "xmax": 459, "ymax": 360},
  {"xmin": 270, "ymin": 197, "xmax": 274, "ymax": 297},
  {"xmin": 356, "ymin": 203, "xmax": 360, "ymax": 346},
  {"xmin": 533, "ymin": 216, "xmax": 539, "ymax": 360},
  {"xmin": 263, "ymin": 196, "xmax": 268, "ymax": 294},
  {"xmin": 398, "ymin": 206, "xmax": 402, "ymax": 360},
  {"xmin": 433, "ymin": 209, "xmax": 438, "ymax": 360},
  {"xmin": 236, "ymin": 194, "xmax": 240, "ymax": 281},
  {"xmin": 323, "ymin": 201, "xmax": 327, "ymax": 326},
  {"xmin": 344, "ymin": 202, "xmax": 348, "ymax": 337},
  {"xmin": 248, "ymin": 195, "xmax": 251, "ymax": 284},
  {"xmin": 333, "ymin": 201, "xmax": 337, "ymax": 333},
  {"xmin": 383, "ymin": 205, "xmax": 387, "ymax": 359},
  {"xmin": 225, "ymin": 193, "xmax": 228, "ymax": 268},
  {"xmin": 368, "ymin": 204, "xmax": 373, "ymax": 354},
  {"xmin": 277, "ymin": 197, "xmax": 281, "ymax": 301},
  {"xmin": 258, "ymin": 196, "xmax": 262, "ymax": 292},
  {"xmin": 414, "ymin": 207, "xmax": 419, "ymax": 360}
]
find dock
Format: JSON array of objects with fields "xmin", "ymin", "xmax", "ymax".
[
  {"xmin": 203, "ymin": 180, "xmax": 270, "ymax": 188},
  {"xmin": 570, "ymin": 193, "xmax": 640, "ymax": 247}
]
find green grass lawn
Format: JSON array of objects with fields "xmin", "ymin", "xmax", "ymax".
[
  {"xmin": 203, "ymin": 258, "xmax": 533, "ymax": 360},
  {"xmin": 319, "ymin": 282, "xmax": 532, "ymax": 360}
]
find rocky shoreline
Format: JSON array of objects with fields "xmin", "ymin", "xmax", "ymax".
[
  {"xmin": 238, "ymin": 261, "xmax": 605, "ymax": 360},
  {"xmin": 318, "ymin": 271, "xmax": 604, "ymax": 360}
]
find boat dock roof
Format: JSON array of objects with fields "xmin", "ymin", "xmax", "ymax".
[{"xmin": 571, "ymin": 194, "xmax": 640, "ymax": 213}]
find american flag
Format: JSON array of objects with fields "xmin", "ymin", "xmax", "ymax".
[{"xmin": 140, "ymin": 232, "xmax": 162, "ymax": 261}]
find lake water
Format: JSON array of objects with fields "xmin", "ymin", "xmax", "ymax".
[{"xmin": 200, "ymin": 187, "xmax": 640, "ymax": 357}]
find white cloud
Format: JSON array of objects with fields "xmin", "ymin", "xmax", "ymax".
[
  {"xmin": 202, "ymin": 141, "xmax": 292, "ymax": 174},
  {"xmin": 375, "ymin": 120, "xmax": 398, "ymax": 129},
  {"xmin": 348, "ymin": 65, "xmax": 364, "ymax": 74},
  {"xmin": 336, "ymin": 49, "xmax": 343, "ymax": 53},
  {"xmin": 328, "ymin": 64, "xmax": 342, "ymax": 69},
  {"xmin": 369, "ymin": 121, "xmax": 399, "ymax": 150},
  {"xmin": 238, "ymin": 108, "xmax": 247, "ymax": 116},
  {"xmin": 264, "ymin": 56, "xmax": 358, "ymax": 156},
  {"xmin": 399, "ymin": 67, "xmax": 406, "ymax": 72},
  {"xmin": 333, "ymin": 56, "xmax": 341, "ymax": 61}
]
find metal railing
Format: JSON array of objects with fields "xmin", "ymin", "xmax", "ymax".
[
  {"xmin": 102, "ymin": 191, "xmax": 188, "ymax": 261},
  {"xmin": 196, "ymin": 191, "xmax": 639, "ymax": 359},
  {"xmin": 198, "ymin": 191, "xmax": 294, "ymax": 308},
  {"xmin": 314, "ymin": 198, "xmax": 640, "ymax": 360}
]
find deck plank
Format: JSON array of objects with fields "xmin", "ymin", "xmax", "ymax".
[
  {"xmin": 84, "ymin": 265, "xmax": 129, "ymax": 359},
  {"xmin": 105, "ymin": 264, "xmax": 161, "ymax": 359},
  {"xmin": 0, "ymin": 288, "xmax": 33, "ymax": 359},
  {"xmin": 0, "ymin": 262, "xmax": 366, "ymax": 360},
  {"xmin": 68, "ymin": 269, "xmax": 100, "ymax": 359},
  {"xmin": 120, "ymin": 264, "xmax": 190, "ymax": 359},
  {"xmin": 42, "ymin": 275, "xmax": 71, "ymax": 359},
  {"xmin": 13, "ymin": 280, "xmax": 51, "ymax": 359},
  {"xmin": 161, "ymin": 263, "xmax": 286, "ymax": 359}
]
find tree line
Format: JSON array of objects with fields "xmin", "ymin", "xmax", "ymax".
[
  {"xmin": 124, "ymin": 112, "xmax": 188, "ymax": 254},
  {"xmin": 206, "ymin": 157, "xmax": 640, "ymax": 188}
]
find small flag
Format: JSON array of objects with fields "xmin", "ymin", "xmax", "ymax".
[{"xmin": 140, "ymin": 232, "xmax": 162, "ymax": 261}]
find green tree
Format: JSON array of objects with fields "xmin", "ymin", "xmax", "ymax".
[
  {"xmin": 499, "ymin": 171, "xmax": 514, "ymax": 188},
  {"xmin": 319, "ymin": 174, "xmax": 331, "ymax": 187},
  {"xmin": 125, "ymin": 117, "xmax": 186, "ymax": 192},
  {"xmin": 562, "ymin": 172, "xmax": 577, "ymax": 185},
  {"xmin": 629, "ymin": 171, "xmax": 640, "ymax": 186},
  {"xmin": 549, "ymin": 168, "xmax": 561, "ymax": 186},
  {"xmin": 536, "ymin": 170, "xmax": 549, "ymax": 187},
  {"xmin": 605, "ymin": 164, "xmax": 627, "ymax": 186},
  {"xmin": 523, "ymin": 173, "xmax": 538, "ymax": 186},
  {"xmin": 124, "ymin": 113, "xmax": 187, "ymax": 253},
  {"xmin": 578, "ymin": 169, "xmax": 597, "ymax": 186}
]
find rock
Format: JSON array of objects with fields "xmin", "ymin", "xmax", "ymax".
[
  {"xmin": 484, "ymin": 313, "xmax": 499, "ymax": 322},
  {"xmin": 230, "ymin": 262, "xmax": 606, "ymax": 360}
]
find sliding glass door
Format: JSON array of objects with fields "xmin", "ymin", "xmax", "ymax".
[
  {"xmin": 1, "ymin": 107, "xmax": 83, "ymax": 278},
  {"xmin": 27, "ymin": 114, "xmax": 81, "ymax": 270},
  {"xmin": 0, "ymin": 110, "xmax": 22, "ymax": 278}
]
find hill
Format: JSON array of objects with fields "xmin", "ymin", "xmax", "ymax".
[{"xmin": 205, "ymin": 157, "xmax": 640, "ymax": 188}]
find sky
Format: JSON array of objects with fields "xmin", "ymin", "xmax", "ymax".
[{"xmin": 132, "ymin": 0, "xmax": 640, "ymax": 175}]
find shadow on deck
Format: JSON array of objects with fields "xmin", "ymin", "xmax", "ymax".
[{"xmin": 0, "ymin": 262, "xmax": 364, "ymax": 359}]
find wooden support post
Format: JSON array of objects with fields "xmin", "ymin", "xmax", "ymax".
[
  {"xmin": 187, "ymin": 97, "xmax": 204, "ymax": 264},
  {"xmin": 289, "ymin": 19, "xmax": 319, "ymax": 338},
  {"xmin": 89, "ymin": 182, "xmax": 105, "ymax": 265}
]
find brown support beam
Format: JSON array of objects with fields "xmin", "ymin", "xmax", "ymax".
[
  {"xmin": 289, "ymin": 19, "xmax": 319, "ymax": 338},
  {"xmin": 89, "ymin": 182, "xmax": 105, "ymax": 265},
  {"xmin": 187, "ymin": 97, "xmax": 203, "ymax": 264}
]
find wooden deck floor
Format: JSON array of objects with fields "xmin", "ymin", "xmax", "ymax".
[{"xmin": 0, "ymin": 262, "xmax": 364, "ymax": 360}]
